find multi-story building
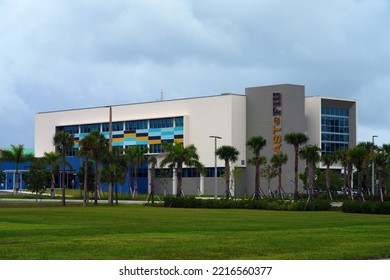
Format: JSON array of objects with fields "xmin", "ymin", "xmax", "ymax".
[{"xmin": 31, "ymin": 84, "xmax": 357, "ymax": 196}]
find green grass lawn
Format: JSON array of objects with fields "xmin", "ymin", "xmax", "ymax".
[{"xmin": 0, "ymin": 203, "xmax": 390, "ymax": 260}]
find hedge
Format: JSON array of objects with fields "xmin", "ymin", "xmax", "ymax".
[
  {"xmin": 163, "ymin": 196, "xmax": 331, "ymax": 211},
  {"xmin": 342, "ymin": 201, "xmax": 390, "ymax": 214}
]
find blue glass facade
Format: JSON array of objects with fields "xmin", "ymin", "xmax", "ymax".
[{"xmin": 321, "ymin": 107, "xmax": 350, "ymax": 155}]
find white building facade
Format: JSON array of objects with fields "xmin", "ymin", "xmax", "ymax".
[{"xmin": 34, "ymin": 84, "xmax": 357, "ymax": 196}]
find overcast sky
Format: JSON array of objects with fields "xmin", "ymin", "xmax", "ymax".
[{"xmin": 1, "ymin": 0, "xmax": 390, "ymax": 149}]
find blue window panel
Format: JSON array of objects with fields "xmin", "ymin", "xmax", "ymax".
[
  {"xmin": 113, "ymin": 142, "xmax": 123, "ymax": 147},
  {"xmin": 136, "ymin": 129, "xmax": 148, "ymax": 134},
  {"xmin": 149, "ymin": 128, "xmax": 161, "ymax": 133},
  {"xmin": 161, "ymin": 127, "xmax": 174, "ymax": 133},
  {"xmin": 136, "ymin": 140, "xmax": 148, "ymax": 145},
  {"xmin": 148, "ymin": 131, "xmax": 161, "ymax": 137},
  {"xmin": 161, "ymin": 130, "xmax": 174, "ymax": 136},
  {"xmin": 113, "ymin": 131, "xmax": 123, "ymax": 136},
  {"xmin": 174, "ymin": 127, "xmax": 183, "ymax": 133},
  {"xmin": 161, "ymin": 135, "xmax": 174, "ymax": 140},
  {"xmin": 124, "ymin": 140, "xmax": 137, "ymax": 146}
]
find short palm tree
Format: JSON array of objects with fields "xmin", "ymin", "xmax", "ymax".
[
  {"xmin": 125, "ymin": 145, "xmax": 148, "ymax": 199},
  {"xmin": 284, "ymin": 132, "xmax": 309, "ymax": 200},
  {"xmin": 53, "ymin": 131, "xmax": 74, "ymax": 206},
  {"xmin": 79, "ymin": 132, "xmax": 99, "ymax": 206},
  {"xmin": 101, "ymin": 150, "xmax": 127, "ymax": 205},
  {"xmin": 147, "ymin": 155, "xmax": 158, "ymax": 204},
  {"xmin": 246, "ymin": 135, "xmax": 267, "ymax": 200},
  {"xmin": 321, "ymin": 153, "xmax": 337, "ymax": 200},
  {"xmin": 90, "ymin": 131, "xmax": 109, "ymax": 205},
  {"xmin": 349, "ymin": 145, "xmax": 371, "ymax": 201},
  {"xmin": 160, "ymin": 142, "xmax": 204, "ymax": 197},
  {"xmin": 299, "ymin": 145, "xmax": 321, "ymax": 199},
  {"xmin": 43, "ymin": 151, "xmax": 72, "ymax": 198},
  {"xmin": 374, "ymin": 148, "xmax": 388, "ymax": 202},
  {"xmin": 0, "ymin": 144, "xmax": 34, "ymax": 194},
  {"xmin": 216, "ymin": 145, "xmax": 239, "ymax": 199},
  {"xmin": 270, "ymin": 153, "xmax": 288, "ymax": 199}
]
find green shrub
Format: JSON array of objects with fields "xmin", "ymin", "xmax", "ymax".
[
  {"xmin": 342, "ymin": 201, "xmax": 390, "ymax": 214},
  {"xmin": 163, "ymin": 196, "xmax": 331, "ymax": 211}
]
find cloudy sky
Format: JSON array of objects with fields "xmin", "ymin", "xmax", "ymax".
[{"xmin": 1, "ymin": 0, "xmax": 389, "ymax": 149}]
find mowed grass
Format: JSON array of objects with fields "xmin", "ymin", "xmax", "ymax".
[{"xmin": 1, "ymin": 203, "xmax": 390, "ymax": 260}]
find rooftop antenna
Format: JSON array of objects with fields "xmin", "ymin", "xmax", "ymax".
[{"xmin": 160, "ymin": 89, "xmax": 164, "ymax": 101}]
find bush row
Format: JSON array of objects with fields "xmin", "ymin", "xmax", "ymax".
[
  {"xmin": 342, "ymin": 201, "xmax": 390, "ymax": 214},
  {"xmin": 163, "ymin": 196, "xmax": 331, "ymax": 211}
]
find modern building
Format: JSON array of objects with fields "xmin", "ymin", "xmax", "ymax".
[{"xmin": 32, "ymin": 84, "xmax": 357, "ymax": 196}]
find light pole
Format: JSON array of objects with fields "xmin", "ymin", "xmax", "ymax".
[
  {"xmin": 210, "ymin": 136, "xmax": 222, "ymax": 199},
  {"xmin": 372, "ymin": 135, "xmax": 378, "ymax": 195}
]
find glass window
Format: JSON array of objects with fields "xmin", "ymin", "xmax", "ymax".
[
  {"xmin": 175, "ymin": 117, "xmax": 184, "ymax": 127},
  {"xmin": 149, "ymin": 144, "xmax": 162, "ymax": 153},
  {"xmin": 59, "ymin": 125, "xmax": 79, "ymax": 134},
  {"xmin": 80, "ymin": 124, "xmax": 100, "ymax": 133},
  {"xmin": 150, "ymin": 118, "xmax": 174, "ymax": 129},
  {"xmin": 125, "ymin": 120, "xmax": 148, "ymax": 131}
]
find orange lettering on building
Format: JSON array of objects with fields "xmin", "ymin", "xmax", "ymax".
[{"xmin": 272, "ymin": 93, "xmax": 282, "ymax": 154}]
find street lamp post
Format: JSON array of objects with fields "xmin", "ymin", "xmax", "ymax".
[
  {"xmin": 210, "ymin": 136, "xmax": 222, "ymax": 199},
  {"xmin": 372, "ymin": 135, "xmax": 378, "ymax": 195}
]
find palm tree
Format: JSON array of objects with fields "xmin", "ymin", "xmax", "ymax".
[
  {"xmin": 0, "ymin": 144, "xmax": 34, "ymax": 194},
  {"xmin": 381, "ymin": 144, "xmax": 390, "ymax": 197},
  {"xmin": 215, "ymin": 145, "xmax": 239, "ymax": 199},
  {"xmin": 284, "ymin": 132, "xmax": 309, "ymax": 200},
  {"xmin": 299, "ymin": 145, "xmax": 321, "ymax": 199},
  {"xmin": 53, "ymin": 131, "xmax": 74, "ymax": 206},
  {"xmin": 43, "ymin": 151, "xmax": 65, "ymax": 198},
  {"xmin": 374, "ymin": 147, "xmax": 388, "ymax": 202},
  {"xmin": 160, "ymin": 142, "xmax": 204, "ymax": 197},
  {"xmin": 270, "ymin": 153, "xmax": 288, "ymax": 199},
  {"xmin": 125, "ymin": 145, "xmax": 148, "ymax": 199},
  {"xmin": 349, "ymin": 145, "xmax": 372, "ymax": 201},
  {"xmin": 246, "ymin": 135, "xmax": 267, "ymax": 200},
  {"xmin": 90, "ymin": 131, "xmax": 109, "ymax": 205},
  {"xmin": 101, "ymin": 150, "xmax": 127, "ymax": 205},
  {"xmin": 147, "ymin": 155, "xmax": 158, "ymax": 204},
  {"xmin": 334, "ymin": 148, "xmax": 350, "ymax": 197},
  {"xmin": 321, "ymin": 153, "xmax": 337, "ymax": 200},
  {"xmin": 79, "ymin": 132, "xmax": 99, "ymax": 206}
]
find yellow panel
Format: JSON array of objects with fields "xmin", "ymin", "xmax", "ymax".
[
  {"xmin": 136, "ymin": 136, "xmax": 148, "ymax": 141},
  {"xmin": 113, "ymin": 138, "xmax": 124, "ymax": 142},
  {"xmin": 149, "ymin": 139, "xmax": 161, "ymax": 145},
  {"xmin": 124, "ymin": 133, "xmax": 136, "ymax": 138},
  {"xmin": 175, "ymin": 138, "xmax": 184, "ymax": 143}
]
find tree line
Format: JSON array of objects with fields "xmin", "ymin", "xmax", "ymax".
[{"xmin": 1, "ymin": 131, "xmax": 389, "ymax": 205}]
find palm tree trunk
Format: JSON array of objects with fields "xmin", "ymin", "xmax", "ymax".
[
  {"xmin": 347, "ymin": 163, "xmax": 353, "ymax": 200},
  {"xmin": 225, "ymin": 161, "xmax": 230, "ymax": 199},
  {"xmin": 326, "ymin": 167, "xmax": 333, "ymax": 201},
  {"xmin": 278, "ymin": 168, "xmax": 283, "ymax": 199},
  {"xmin": 293, "ymin": 146, "xmax": 299, "ymax": 200},
  {"xmin": 62, "ymin": 155, "xmax": 66, "ymax": 206},
  {"xmin": 132, "ymin": 167, "xmax": 138, "ymax": 199},
  {"xmin": 51, "ymin": 174, "xmax": 55, "ymax": 198},
  {"xmin": 255, "ymin": 158, "xmax": 260, "ymax": 200},
  {"xmin": 83, "ymin": 157, "xmax": 88, "ymax": 207},
  {"xmin": 94, "ymin": 161, "xmax": 99, "ymax": 206},
  {"xmin": 177, "ymin": 162, "xmax": 183, "ymax": 197}
]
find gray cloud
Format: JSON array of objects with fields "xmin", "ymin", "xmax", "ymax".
[{"xmin": 1, "ymin": 0, "xmax": 390, "ymax": 148}]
